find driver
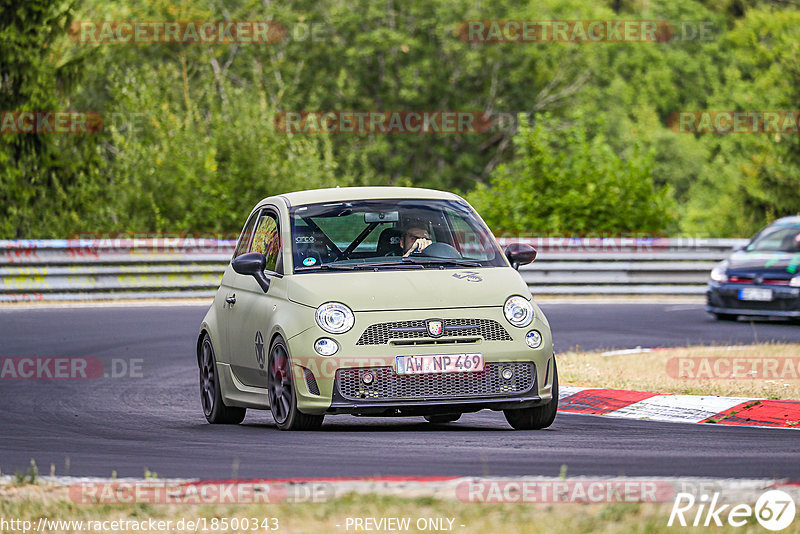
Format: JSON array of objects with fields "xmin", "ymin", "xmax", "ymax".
[{"xmin": 401, "ymin": 225, "xmax": 433, "ymax": 257}]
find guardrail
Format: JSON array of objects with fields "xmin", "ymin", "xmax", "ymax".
[
  {"xmin": 0, "ymin": 237, "xmax": 747, "ymax": 301},
  {"xmin": 498, "ymin": 237, "xmax": 748, "ymax": 295}
]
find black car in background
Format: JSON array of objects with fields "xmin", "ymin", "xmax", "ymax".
[{"xmin": 707, "ymin": 216, "xmax": 800, "ymax": 321}]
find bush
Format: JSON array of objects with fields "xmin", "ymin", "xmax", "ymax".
[{"xmin": 468, "ymin": 115, "xmax": 675, "ymax": 235}]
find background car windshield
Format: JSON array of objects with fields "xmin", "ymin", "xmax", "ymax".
[
  {"xmin": 290, "ymin": 199, "xmax": 505, "ymax": 271},
  {"xmin": 747, "ymin": 225, "xmax": 800, "ymax": 252}
]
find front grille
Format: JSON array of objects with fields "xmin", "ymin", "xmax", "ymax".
[
  {"xmin": 356, "ymin": 319, "xmax": 512, "ymax": 345},
  {"xmin": 717, "ymin": 296, "xmax": 799, "ymax": 312},
  {"xmin": 336, "ymin": 361, "xmax": 535, "ymax": 401},
  {"xmin": 729, "ymin": 277, "xmax": 792, "ymax": 285}
]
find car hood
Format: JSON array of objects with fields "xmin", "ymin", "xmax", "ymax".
[
  {"xmin": 725, "ymin": 250, "xmax": 800, "ymax": 277},
  {"xmin": 286, "ymin": 267, "xmax": 530, "ymax": 311}
]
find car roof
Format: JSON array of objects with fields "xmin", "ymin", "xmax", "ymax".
[
  {"xmin": 771, "ymin": 216, "xmax": 800, "ymax": 227},
  {"xmin": 265, "ymin": 186, "xmax": 462, "ymax": 207}
]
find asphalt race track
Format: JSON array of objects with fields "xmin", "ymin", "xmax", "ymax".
[{"xmin": 1, "ymin": 302, "xmax": 799, "ymax": 480}]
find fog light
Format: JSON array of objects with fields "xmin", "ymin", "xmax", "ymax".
[
  {"xmin": 525, "ymin": 330, "xmax": 542, "ymax": 349},
  {"xmin": 362, "ymin": 371, "xmax": 374, "ymax": 385},
  {"xmin": 314, "ymin": 338, "xmax": 338, "ymax": 356},
  {"xmin": 501, "ymin": 367, "xmax": 514, "ymax": 380}
]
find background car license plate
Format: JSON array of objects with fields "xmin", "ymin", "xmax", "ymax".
[
  {"xmin": 396, "ymin": 353, "xmax": 484, "ymax": 375},
  {"xmin": 738, "ymin": 288, "xmax": 773, "ymax": 301}
]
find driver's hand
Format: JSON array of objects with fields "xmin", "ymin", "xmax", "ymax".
[{"xmin": 403, "ymin": 238, "xmax": 432, "ymax": 257}]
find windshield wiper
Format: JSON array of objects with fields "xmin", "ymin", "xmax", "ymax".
[
  {"xmin": 399, "ymin": 257, "xmax": 482, "ymax": 268},
  {"xmin": 295, "ymin": 264, "xmax": 357, "ymax": 271},
  {"xmin": 296, "ymin": 259, "xmax": 480, "ymax": 271},
  {"xmin": 347, "ymin": 262, "xmax": 425, "ymax": 270},
  {"xmin": 295, "ymin": 262, "xmax": 424, "ymax": 271}
]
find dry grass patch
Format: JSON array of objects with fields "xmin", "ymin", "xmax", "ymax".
[
  {"xmin": 559, "ymin": 343, "xmax": 800, "ymax": 399},
  {"xmin": 2, "ymin": 483, "xmax": 799, "ymax": 534}
]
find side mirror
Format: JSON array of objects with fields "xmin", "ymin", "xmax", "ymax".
[
  {"xmin": 232, "ymin": 252, "xmax": 271, "ymax": 293},
  {"xmin": 504, "ymin": 243, "xmax": 537, "ymax": 270}
]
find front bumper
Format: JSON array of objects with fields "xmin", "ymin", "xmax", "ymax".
[
  {"xmin": 326, "ymin": 395, "xmax": 544, "ymax": 416},
  {"xmin": 706, "ymin": 282, "xmax": 800, "ymax": 317},
  {"xmin": 326, "ymin": 360, "xmax": 545, "ymax": 415}
]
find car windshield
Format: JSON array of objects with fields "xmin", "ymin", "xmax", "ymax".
[
  {"xmin": 747, "ymin": 225, "xmax": 800, "ymax": 252},
  {"xmin": 289, "ymin": 199, "xmax": 506, "ymax": 272}
]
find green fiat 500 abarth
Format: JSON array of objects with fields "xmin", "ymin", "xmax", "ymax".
[{"xmin": 196, "ymin": 187, "xmax": 557, "ymax": 430}]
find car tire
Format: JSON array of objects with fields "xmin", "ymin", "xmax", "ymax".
[
  {"xmin": 504, "ymin": 359, "xmax": 559, "ymax": 430},
  {"xmin": 714, "ymin": 313, "xmax": 738, "ymax": 321},
  {"xmin": 268, "ymin": 336, "xmax": 324, "ymax": 431},
  {"xmin": 424, "ymin": 414, "xmax": 461, "ymax": 424},
  {"xmin": 199, "ymin": 334, "xmax": 246, "ymax": 424}
]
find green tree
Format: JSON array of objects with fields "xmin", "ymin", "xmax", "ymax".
[
  {"xmin": 0, "ymin": 0, "xmax": 103, "ymax": 238},
  {"xmin": 469, "ymin": 115, "xmax": 675, "ymax": 235},
  {"xmin": 682, "ymin": 8, "xmax": 800, "ymax": 235},
  {"xmin": 95, "ymin": 63, "xmax": 344, "ymax": 233}
]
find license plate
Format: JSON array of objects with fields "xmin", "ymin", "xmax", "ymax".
[
  {"xmin": 738, "ymin": 288, "xmax": 773, "ymax": 301},
  {"xmin": 396, "ymin": 353, "xmax": 484, "ymax": 375}
]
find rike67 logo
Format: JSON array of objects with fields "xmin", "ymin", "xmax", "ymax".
[{"xmin": 669, "ymin": 490, "xmax": 796, "ymax": 531}]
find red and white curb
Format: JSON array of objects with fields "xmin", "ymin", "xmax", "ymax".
[{"xmin": 559, "ymin": 387, "xmax": 800, "ymax": 428}]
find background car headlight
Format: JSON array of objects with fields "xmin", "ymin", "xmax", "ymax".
[
  {"xmin": 504, "ymin": 296, "xmax": 533, "ymax": 327},
  {"xmin": 710, "ymin": 262, "xmax": 729, "ymax": 283},
  {"xmin": 791, "ymin": 276, "xmax": 800, "ymax": 288},
  {"xmin": 315, "ymin": 302, "xmax": 355, "ymax": 334}
]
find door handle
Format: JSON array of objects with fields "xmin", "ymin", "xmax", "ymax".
[{"xmin": 225, "ymin": 294, "xmax": 236, "ymax": 305}]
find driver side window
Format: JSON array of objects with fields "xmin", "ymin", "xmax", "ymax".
[
  {"xmin": 446, "ymin": 208, "xmax": 493, "ymax": 260},
  {"xmin": 233, "ymin": 211, "xmax": 260, "ymax": 259},
  {"xmin": 250, "ymin": 212, "xmax": 282, "ymax": 273}
]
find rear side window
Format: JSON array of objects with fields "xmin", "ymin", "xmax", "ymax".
[{"xmin": 250, "ymin": 212, "xmax": 282, "ymax": 273}]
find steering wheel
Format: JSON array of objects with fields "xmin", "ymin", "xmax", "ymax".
[{"xmin": 418, "ymin": 242, "xmax": 462, "ymax": 259}]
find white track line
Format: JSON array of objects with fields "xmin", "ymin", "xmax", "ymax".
[{"xmin": 604, "ymin": 395, "xmax": 755, "ymax": 423}]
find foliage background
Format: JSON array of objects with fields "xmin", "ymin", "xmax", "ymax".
[{"xmin": 1, "ymin": 0, "xmax": 799, "ymax": 238}]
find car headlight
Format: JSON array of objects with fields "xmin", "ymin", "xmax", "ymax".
[
  {"xmin": 525, "ymin": 330, "xmax": 543, "ymax": 349},
  {"xmin": 791, "ymin": 276, "xmax": 800, "ymax": 288},
  {"xmin": 314, "ymin": 338, "xmax": 339, "ymax": 356},
  {"xmin": 710, "ymin": 262, "xmax": 728, "ymax": 283},
  {"xmin": 504, "ymin": 296, "xmax": 534, "ymax": 327},
  {"xmin": 315, "ymin": 302, "xmax": 354, "ymax": 334}
]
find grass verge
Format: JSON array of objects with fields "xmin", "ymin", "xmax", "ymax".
[
  {"xmin": 2, "ymin": 483, "xmax": 798, "ymax": 534},
  {"xmin": 559, "ymin": 343, "xmax": 800, "ymax": 399}
]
